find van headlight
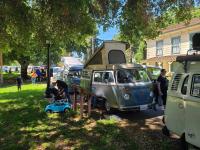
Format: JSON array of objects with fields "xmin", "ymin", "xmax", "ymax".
[
  {"xmin": 124, "ymin": 93, "xmax": 130, "ymax": 100},
  {"xmin": 150, "ymin": 91, "xmax": 154, "ymax": 97}
]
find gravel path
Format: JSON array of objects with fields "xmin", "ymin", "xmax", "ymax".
[{"xmin": 102, "ymin": 109, "xmax": 182, "ymax": 150}]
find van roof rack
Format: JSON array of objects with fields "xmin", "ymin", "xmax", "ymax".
[
  {"xmin": 176, "ymin": 53, "xmax": 200, "ymax": 62},
  {"xmin": 176, "ymin": 49, "xmax": 200, "ymax": 73}
]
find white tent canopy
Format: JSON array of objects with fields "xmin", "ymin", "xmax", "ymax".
[{"xmin": 61, "ymin": 57, "xmax": 83, "ymax": 67}]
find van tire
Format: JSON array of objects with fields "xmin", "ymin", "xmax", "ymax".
[{"xmin": 162, "ymin": 125, "xmax": 170, "ymax": 137}]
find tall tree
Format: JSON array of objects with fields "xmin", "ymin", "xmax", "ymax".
[
  {"xmin": 1, "ymin": 0, "xmax": 121, "ymax": 79},
  {"xmin": 118, "ymin": 0, "xmax": 200, "ymax": 62}
]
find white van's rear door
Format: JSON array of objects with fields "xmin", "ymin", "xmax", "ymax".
[{"xmin": 165, "ymin": 74, "xmax": 186, "ymax": 136}]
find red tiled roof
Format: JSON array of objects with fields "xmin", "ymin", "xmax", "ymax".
[{"xmin": 162, "ymin": 18, "xmax": 200, "ymax": 34}]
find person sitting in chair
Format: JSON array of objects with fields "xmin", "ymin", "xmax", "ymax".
[{"xmin": 56, "ymin": 80, "xmax": 71, "ymax": 103}]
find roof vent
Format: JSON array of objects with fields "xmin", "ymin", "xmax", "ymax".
[{"xmin": 171, "ymin": 74, "xmax": 182, "ymax": 91}]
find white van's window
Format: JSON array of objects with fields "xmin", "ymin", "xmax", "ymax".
[
  {"xmin": 117, "ymin": 69, "xmax": 149, "ymax": 83},
  {"xmin": 103, "ymin": 72, "xmax": 114, "ymax": 83},
  {"xmin": 191, "ymin": 74, "xmax": 200, "ymax": 98},
  {"xmin": 181, "ymin": 76, "xmax": 189, "ymax": 95},
  {"xmin": 93, "ymin": 72, "xmax": 103, "ymax": 82}
]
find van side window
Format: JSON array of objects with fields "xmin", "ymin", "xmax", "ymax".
[
  {"xmin": 191, "ymin": 74, "xmax": 200, "ymax": 98},
  {"xmin": 93, "ymin": 72, "xmax": 103, "ymax": 82},
  {"xmin": 103, "ymin": 72, "xmax": 114, "ymax": 83},
  {"xmin": 181, "ymin": 76, "xmax": 189, "ymax": 95}
]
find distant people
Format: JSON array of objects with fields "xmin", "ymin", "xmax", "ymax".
[
  {"xmin": 56, "ymin": 80, "xmax": 71, "ymax": 103},
  {"xmin": 31, "ymin": 70, "xmax": 37, "ymax": 84},
  {"xmin": 157, "ymin": 69, "xmax": 168, "ymax": 109},
  {"xmin": 36, "ymin": 69, "xmax": 42, "ymax": 82},
  {"xmin": 41, "ymin": 69, "xmax": 46, "ymax": 81},
  {"xmin": 16, "ymin": 76, "xmax": 22, "ymax": 91}
]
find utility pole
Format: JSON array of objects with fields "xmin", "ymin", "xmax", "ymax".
[
  {"xmin": 91, "ymin": 37, "xmax": 95, "ymax": 54},
  {"xmin": 0, "ymin": 51, "xmax": 3, "ymax": 84},
  {"xmin": 45, "ymin": 40, "xmax": 51, "ymax": 98}
]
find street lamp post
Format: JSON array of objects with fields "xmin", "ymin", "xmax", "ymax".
[{"xmin": 45, "ymin": 40, "xmax": 51, "ymax": 98}]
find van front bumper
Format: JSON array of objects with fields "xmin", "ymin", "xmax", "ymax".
[{"xmin": 119, "ymin": 103, "xmax": 154, "ymax": 111}]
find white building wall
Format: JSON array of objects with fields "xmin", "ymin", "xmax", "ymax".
[
  {"xmin": 146, "ymin": 40, "xmax": 156, "ymax": 59},
  {"xmin": 146, "ymin": 25, "xmax": 200, "ymax": 59},
  {"xmin": 180, "ymin": 32, "xmax": 190, "ymax": 55},
  {"xmin": 163, "ymin": 37, "xmax": 171, "ymax": 56}
]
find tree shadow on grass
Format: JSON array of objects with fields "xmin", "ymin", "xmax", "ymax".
[
  {"xmin": 0, "ymin": 88, "xmax": 182, "ymax": 150},
  {"xmin": 0, "ymin": 89, "xmax": 139, "ymax": 150}
]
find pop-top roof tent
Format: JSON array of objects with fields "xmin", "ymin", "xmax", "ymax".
[{"xmin": 84, "ymin": 40, "xmax": 132, "ymax": 70}]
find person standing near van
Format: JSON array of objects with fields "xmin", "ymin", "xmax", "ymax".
[
  {"xmin": 31, "ymin": 70, "xmax": 37, "ymax": 84},
  {"xmin": 36, "ymin": 69, "xmax": 42, "ymax": 82},
  {"xmin": 157, "ymin": 69, "xmax": 168, "ymax": 109}
]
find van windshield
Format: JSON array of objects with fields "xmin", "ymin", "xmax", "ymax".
[
  {"xmin": 117, "ymin": 69, "xmax": 150, "ymax": 83},
  {"xmin": 67, "ymin": 71, "xmax": 81, "ymax": 78},
  {"xmin": 147, "ymin": 67, "xmax": 161, "ymax": 80}
]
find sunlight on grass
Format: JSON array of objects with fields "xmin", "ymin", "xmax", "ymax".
[
  {"xmin": 97, "ymin": 118, "xmax": 117, "ymax": 125},
  {"xmin": 0, "ymin": 83, "xmax": 138, "ymax": 150}
]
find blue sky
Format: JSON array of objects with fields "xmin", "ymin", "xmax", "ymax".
[{"xmin": 97, "ymin": 26, "xmax": 119, "ymax": 40}]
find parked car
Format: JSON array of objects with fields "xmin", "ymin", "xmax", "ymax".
[
  {"xmin": 64, "ymin": 65, "xmax": 83, "ymax": 94},
  {"xmin": 80, "ymin": 41, "xmax": 154, "ymax": 112},
  {"xmin": 163, "ymin": 53, "xmax": 200, "ymax": 149},
  {"xmin": 81, "ymin": 64, "xmax": 154, "ymax": 112}
]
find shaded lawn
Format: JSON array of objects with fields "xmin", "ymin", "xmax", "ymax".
[
  {"xmin": 2, "ymin": 72, "xmax": 20, "ymax": 80},
  {"xmin": 0, "ymin": 84, "xmax": 138, "ymax": 150}
]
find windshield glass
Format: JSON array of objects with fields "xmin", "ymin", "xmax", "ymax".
[
  {"xmin": 117, "ymin": 69, "xmax": 150, "ymax": 83},
  {"xmin": 147, "ymin": 67, "xmax": 160, "ymax": 80},
  {"xmin": 67, "ymin": 71, "xmax": 81, "ymax": 78}
]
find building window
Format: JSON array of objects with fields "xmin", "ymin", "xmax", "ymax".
[
  {"xmin": 171, "ymin": 36, "xmax": 181, "ymax": 54},
  {"xmin": 156, "ymin": 40, "xmax": 163, "ymax": 56},
  {"xmin": 189, "ymin": 32, "xmax": 200, "ymax": 49}
]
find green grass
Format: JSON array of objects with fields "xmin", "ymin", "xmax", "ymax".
[
  {"xmin": 2, "ymin": 72, "xmax": 20, "ymax": 80},
  {"xmin": 0, "ymin": 84, "xmax": 138, "ymax": 150}
]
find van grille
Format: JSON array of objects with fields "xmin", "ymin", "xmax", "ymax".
[{"xmin": 171, "ymin": 74, "xmax": 182, "ymax": 91}]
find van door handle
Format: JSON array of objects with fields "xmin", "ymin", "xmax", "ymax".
[{"xmin": 178, "ymin": 103, "xmax": 184, "ymax": 109}]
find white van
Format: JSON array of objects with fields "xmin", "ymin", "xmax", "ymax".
[
  {"xmin": 50, "ymin": 67, "xmax": 63, "ymax": 83},
  {"xmin": 163, "ymin": 54, "xmax": 200, "ymax": 149}
]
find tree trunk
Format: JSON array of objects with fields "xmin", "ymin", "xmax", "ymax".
[
  {"xmin": 18, "ymin": 56, "xmax": 30, "ymax": 80},
  {"xmin": 0, "ymin": 51, "xmax": 3, "ymax": 84},
  {"xmin": 20, "ymin": 63, "xmax": 29, "ymax": 80}
]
